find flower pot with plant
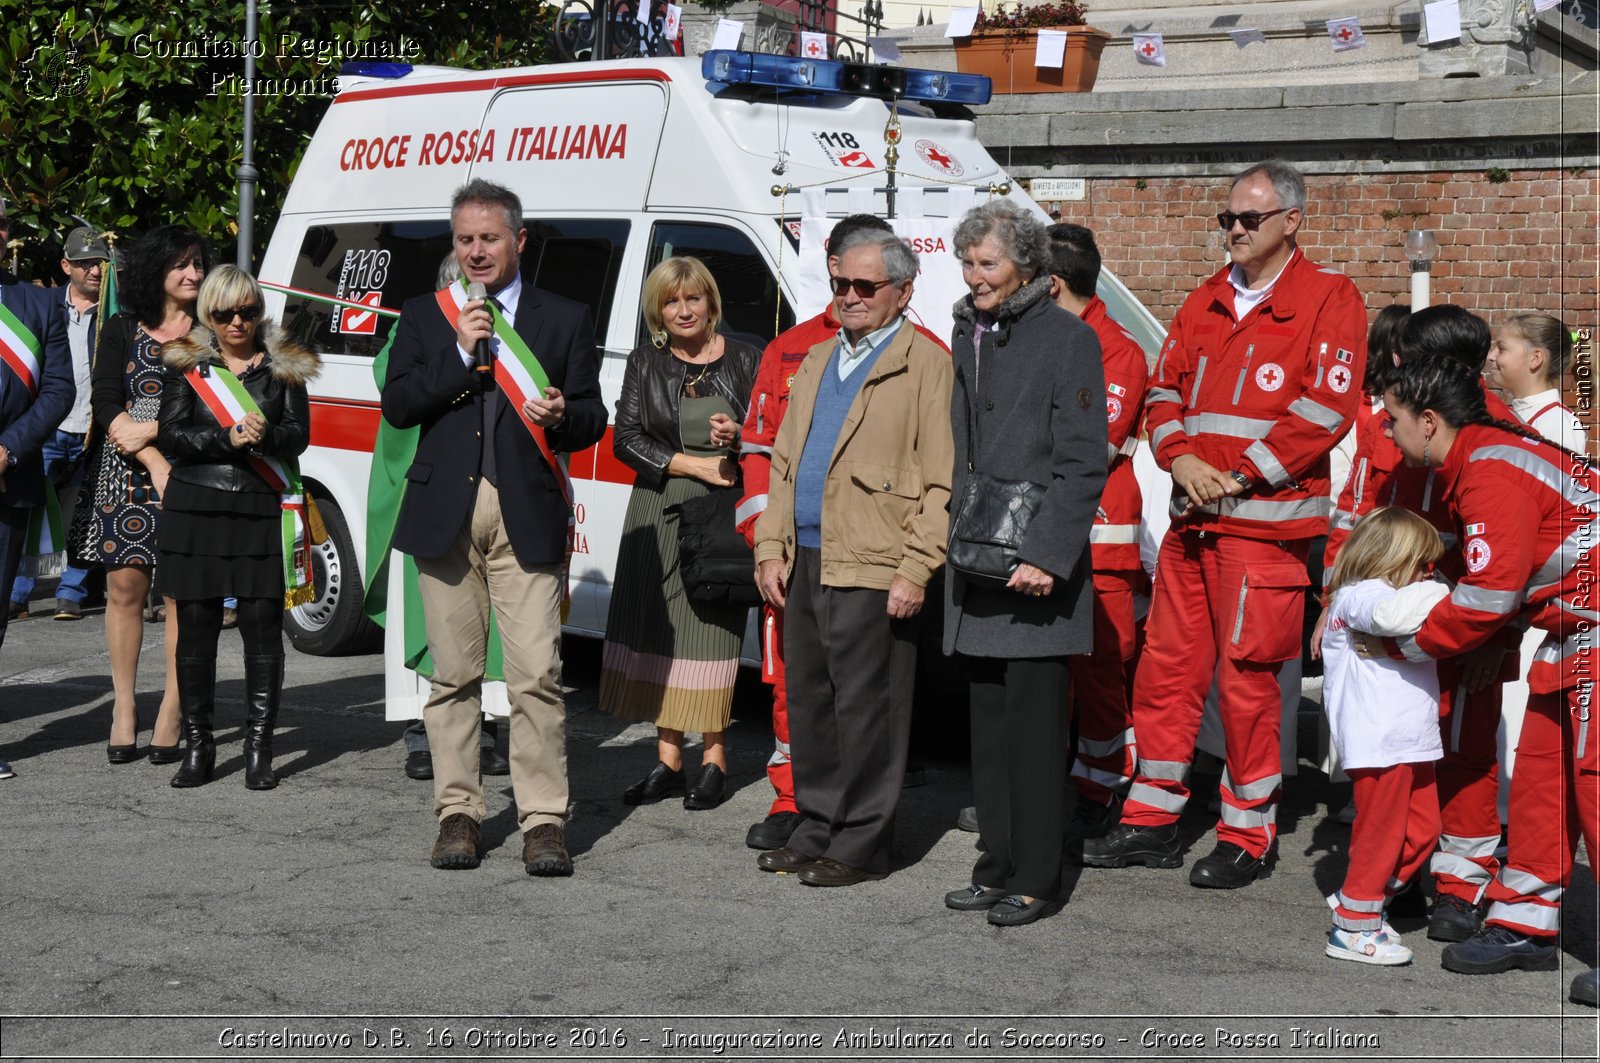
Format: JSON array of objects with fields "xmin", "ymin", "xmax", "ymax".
[{"xmin": 953, "ymin": 1, "xmax": 1111, "ymax": 93}]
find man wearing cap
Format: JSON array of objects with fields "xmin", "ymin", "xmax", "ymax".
[
  {"xmin": 0, "ymin": 200, "xmax": 78, "ymax": 778},
  {"xmin": 6, "ymin": 227, "xmax": 105, "ymax": 622}
]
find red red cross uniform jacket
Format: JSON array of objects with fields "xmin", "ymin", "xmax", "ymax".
[
  {"xmin": 1147, "ymin": 249, "xmax": 1368, "ymax": 540},
  {"xmin": 1390, "ymin": 423, "xmax": 1598, "ymax": 937},
  {"xmin": 1068, "ymin": 296, "xmax": 1150, "ymax": 805}
]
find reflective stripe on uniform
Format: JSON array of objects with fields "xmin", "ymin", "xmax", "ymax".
[
  {"xmin": 1223, "ymin": 495, "xmax": 1332, "ymax": 523},
  {"xmin": 1394, "ymin": 634, "xmax": 1432, "ymax": 663},
  {"xmin": 1138, "ymin": 758, "xmax": 1191, "ymax": 783},
  {"xmin": 1220, "ymin": 768, "xmax": 1282, "ymax": 803},
  {"xmin": 1071, "ymin": 762, "xmax": 1133, "ymax": 790},
  {"xmin": 1439, "ymin": 833, "xmax": 1501, "ymax": 859},
  {"xmin": 1288, "ymin": 396, "xmax": 1346, "ymax": 432},
  {"xmin": 1150, "ymin": 420, "xmax": 1184, "ymax": 451},
  {"xmin": 1500, "ymin": 866, "xmax": 1562, "ymax": 898},
  {"xmin": 1244, "ymin": 440, "xmax": 1292, "ymax": 488},
  {"xmin": 1431, "ymin": 853, "xmax": 1494, "ymax": 887},
  {"xmin": 1077, "ymin": 727, "xmax": 1134, "ymax": 758},
  {"xmin": 1146, "ymin": 386, "xmax": 1182, "ymax": 406},
  {"xmin": 1528, "ymin": 519, "xmax": 1600, "ymax": 595},
  {"xmin": 1329, "ymin": 507, "xmax": 1357, "ymax": 533},
  {"xmin": 1534, "ymin": 630, "xmax": 1587, "ymax": 667},
  {"xmin": 1470, "ymin": 444, "xmax": 1600, "ymax": 510},
  {"xmin": 767, "ymin": 738, "xmax": 792, "ymax": 767},
  {"xmin": 1184, "ymin": 412, "xmax": 1275, "ymax": 439},
  {"xmin": 1090, "ymin": 524, "xmax": 1140, "ymax": 545},
  {"xmin": 1127, "ymin": 781, "xmax": 1187, "ymax": 813},
  {"xmin": 1189, "ymin": 356, "xmax": 1209, "ymax": 407},
  {"xmin": 1219, "ymin": 802, "xmax": 1276, "ymax": 830},
  {"xmin": 1450, "ymin": 583, "xmax": 1524, "ymax": 616},
  {"xmin": 1334, "ymin": 891, "xmax": 1385, "ymax": 913},
  {"xmin": 741, "ymin": 443, "xmax": 774, "ymax": 457},
  {"xmin": 734, "ymin": 493, "xmax": 768, "ymax": 526},
  {"xmin": 1487, "ymin": 900, "xmax": 1562, "ymax": 934},
  {"xmin": 1556, "ymin": 597, "xmax": 1600, "ymax": 624}
]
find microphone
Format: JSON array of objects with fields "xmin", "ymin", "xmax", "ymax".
[{"xmin": 467, "ymin": 281, "xmax": 495, "ymax": 391}]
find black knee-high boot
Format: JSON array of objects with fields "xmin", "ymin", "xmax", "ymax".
[
  {"xmin": 170, "ymin": 656, "xmax": 217, "ymax": 788},
  {"xmin": 243, "ymin": 654, "xmax": 284, "ymax": 790}
]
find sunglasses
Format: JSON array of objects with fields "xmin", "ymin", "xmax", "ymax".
[
  {"xmin": 830, "ymin": 276, "xmax": 895, "ymax": 299},
  {"xmin": 1216, "ymin": 208, "xmax": 1290, "ymax": 232},
  {"xmin": 211, "ymin": 304, "xmax": 261, "ymax": 324}
]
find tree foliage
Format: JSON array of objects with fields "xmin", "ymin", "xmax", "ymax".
[{"xmin": 1, "ymin": 1, "xmax": 555, "ymax": 280}]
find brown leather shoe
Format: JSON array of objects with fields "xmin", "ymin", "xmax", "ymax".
[
  {"xmin": 798, "ymin": 857, "xmax": 885, "ymax": 887},
  {"xmin": 522, "ymin": 823, "xmax": 574, "ymax": 877},
  {"xmin": 429, "ymin": 813, "xmax": 481, "ymax": 870},
  {"xmin": 756, "ymin": 846, "xmax": 818, "ymax": 874}
]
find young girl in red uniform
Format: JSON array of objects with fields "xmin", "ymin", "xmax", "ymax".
[{"xmin": 1320, "ymin": 507, "xmax": 1447, "ymax": 965}]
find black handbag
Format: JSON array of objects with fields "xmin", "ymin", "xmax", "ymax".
[
  {"xmin": 946, "ymin": 369, "xmax": 1046, "ymax": 588},
  {"xmin": 670, "ymin": 483, "xmax": 763, "ymax": 608}
]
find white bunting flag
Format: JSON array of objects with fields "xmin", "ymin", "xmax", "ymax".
[
  {"xmin": 1227, "ymin": 27, "xmax": 1267, "ymax": 48},
  {"xmin": 1325, "ymin": 16, "xmax": 1367, "ymax": 51},
  {"xmin": 1132, "ymin": 33, "xmax": 1166, "ymax": 66},
  {"xmin": 800, "ymin": 188, "xmax": 827, "ymax": 219},
  {"xmin": 946, "ymin": 6, "xmax": 980, "ymax": 38},
  {"xmin": 898, "ymin": 188, "xmax": 926, "ymax": 219},
  {"xmin": 1035, "ymin": 29, "xmax": 1067, "ymax": 68},
  {"xmin": 847, "ymin": 186, "xmax": 875, "ymax": 215},
  {"xmin": 1423, "ymin": 0, "xmax": 1463, "ymax": 42},
  {"xmin": 711, "ymin": 18, "xmax": 745, "ymax": 50},
  {"xmin": 869, "ymin": 35, "xmax": 903, "ymax": 61},
  {"xmin": 636, "ymin": 2, "xmax": 650, "ymax": 28},
  {"xmin": 800, "ymin": 31, "xmax": 829, "ymax": 60},
  {"xmin": 663, "ymin": 3, "xmax": 682, "ymax": 39}
]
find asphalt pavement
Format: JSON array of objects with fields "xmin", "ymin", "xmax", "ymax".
[{"xmin": 1, "ymin": 599, "xmax": 1597, "ymax": 1061}]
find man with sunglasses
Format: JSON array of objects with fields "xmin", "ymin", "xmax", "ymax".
[
  {"xmin": 0, "ymin": 199, "xmax": 78, "ymax": 778},
  {"xmin": 1084, "ymin": 160, "xmax": 1368, "ymax": 888},
  {"xmin": 752, "ymin": 229, "xmax": 953, "ymax": 886},
  {"xmin": 7, "ymin": 228, "xmax": 107, "ymax": 623},
  {"xmin": 734, "ymin": 214, "xmax": 947, "ymax": 854}
]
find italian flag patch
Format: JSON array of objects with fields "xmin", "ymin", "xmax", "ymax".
[{"xmin": 1465, "ymin": 522, "xmax": 1486, "ymax": 535}]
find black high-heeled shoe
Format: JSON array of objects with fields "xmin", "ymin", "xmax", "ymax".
[
  {"xmin": 106, "ymin": 743, "xmax": 142, "ymax": 765},
  {"xmin": 622, "ymin": 761, "xmax": 684, "ymax": 804},
  {"xmin": 146, "ymin": 743, "xmax": 182, "ymax": 765}
]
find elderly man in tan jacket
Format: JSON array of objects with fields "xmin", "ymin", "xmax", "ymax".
[{"xmin": 752, "ymin": 229, "xmax": 954, "ymax": 886}]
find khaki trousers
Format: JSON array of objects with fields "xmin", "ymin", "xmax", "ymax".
[{"xmin": 416, "ymin": 481, "xmax": 567, "ymax": 830}]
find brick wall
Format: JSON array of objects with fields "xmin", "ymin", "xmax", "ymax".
[
  {"xmin": 1047, "ymin": 167, "xmax": 1599, "ymax": 448},
  {"xmin": 1048, "ymin": 167, "xmax": 1598, "ymax": 330}
]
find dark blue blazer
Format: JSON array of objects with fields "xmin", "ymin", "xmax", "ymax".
[
  {"xmin": 0, "ymin": 282, "xmax": 74, "ymax": 508},
  {"xmin": 381, "ymin": 276, "xmax": 607, "ymax": 565}
]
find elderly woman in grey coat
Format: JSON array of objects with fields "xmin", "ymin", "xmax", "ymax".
[{"xmin": 942, "ymin": 200, "xmax": 1108, "ymax": 927}]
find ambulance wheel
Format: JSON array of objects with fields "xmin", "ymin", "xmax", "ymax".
[{"xmin": 285, "ymin": 492, "xmax": 380, "ymax": 656}]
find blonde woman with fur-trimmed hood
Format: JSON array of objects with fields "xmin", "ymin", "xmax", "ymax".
[{"xmin": 157, "ymin": 265, "xmax": 320, "ymax": 791}]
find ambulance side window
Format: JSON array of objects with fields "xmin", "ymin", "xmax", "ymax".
[
  {"xmin": 645, "ymin": 222, "xmax": 794, "ymax": 350},
  {"xmin": 522, "ymin": 219, "xmax": 630, "ymax": 342},
  {"xmin": 280, "ymin": 220, "xmax": 454, "ymax": 358}
]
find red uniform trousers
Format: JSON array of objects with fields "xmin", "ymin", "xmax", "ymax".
[
  {"xmin": 1429, "ymin": 660, "xmax": 1506, "ymax": 904},
  {"xmin": 1484, "ymin": 684, "xmax": 1600, "ymax": 938},
  {"xmin": 759, "ymin": 605, "xmax": 797, "ymax": 816},
  {"xmin": 1122, "ymin": 530, "xmax": 1310, "ymax": 857},
  {"xmin": 1068, "ymin": 569, "xmax": 1144, "ymax": 806},
  {"xmin": 1332, "ymin": 763, "xmax": 1441, "ymax": 931}
]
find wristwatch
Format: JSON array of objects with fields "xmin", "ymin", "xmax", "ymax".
[{"xmin": 1229, "ymin": 470, "xmax": 1254, "ymax": 491}]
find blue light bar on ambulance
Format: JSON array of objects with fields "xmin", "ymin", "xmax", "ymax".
[
  {"xmin": 339, "ymin": 61, "xmax": 414, "ymax": 79},
  {"xmin": 702, "ymin": 50, "xmax": 990, "ymax": 105}
]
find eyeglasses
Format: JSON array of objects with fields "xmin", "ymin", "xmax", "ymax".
[
  {"xmin": 1216, "ymin": 208, "xmax": 1290, "ymax": 232},
  {"xmin": 211, "ymin": 304, "xmax": 261, "ymax": 324},
  {"xmin": 830, "ymin": 276, "xmax": 895, "ymax": 299}
]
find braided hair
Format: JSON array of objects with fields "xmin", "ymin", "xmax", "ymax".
[{"xmin": 1387, "ymin": 354, "xmax": 1595, "ymax": 469}]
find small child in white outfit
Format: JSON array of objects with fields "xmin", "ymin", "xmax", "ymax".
[{"xmin": 1320, "ymin": 507, "xmax": 1449, "ymax": 965}]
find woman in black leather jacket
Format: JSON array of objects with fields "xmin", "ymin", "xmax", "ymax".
[
  {"xmin": 157, "ymin": 265, "xmax": 320, "ymax": 789},
  {"xmin": 600, "ymin": 256, "xmax": 760, "ymax": 811}
]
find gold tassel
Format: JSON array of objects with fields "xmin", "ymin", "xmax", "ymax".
[{"xmin": 284, "ymin": 582, "xmax": 317, "ymax": 609}]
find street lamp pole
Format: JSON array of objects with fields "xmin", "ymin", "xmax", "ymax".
[
  {"xmin": 1406, "ymin": 228, "xmax": 1438, "ymax": 309},
  {"xmin": 236, "ymin": 0, "xmax": 260, "ymax": 272}
]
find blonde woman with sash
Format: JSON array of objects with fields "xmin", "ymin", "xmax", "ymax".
[{"xmin": 157, "ymin": 266, "xmax": 319, "ymax": 789}]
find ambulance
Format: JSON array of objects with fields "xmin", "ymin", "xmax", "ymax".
[{"xmin": 258, "ymin": 52, "xmax": 1167, "ymax": 699}]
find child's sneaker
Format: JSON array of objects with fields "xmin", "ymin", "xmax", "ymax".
[{"xmin": 1326, "ymin": 926, "xmax": 1413, "ymax": 966}]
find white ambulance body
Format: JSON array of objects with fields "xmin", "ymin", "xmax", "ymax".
[{"xmin": 258, "ymin": 55, "xmax": 1167, "ymax": 711}]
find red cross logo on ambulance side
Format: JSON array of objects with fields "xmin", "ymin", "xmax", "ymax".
[
  {"xmin": 1255, "ymin": 362, "xmax": 1285, "ymax": 392},
  {"xmin": 1327, "ymin": 364, "xmax": 1352, "ymax": 394},
  {"xmin": 914, "ymin": 139, "xmax": 964, "ymax": 177},
  {"xmin": 1465, "ymin": 537, "xmax": 1492, "ymax": 574}
]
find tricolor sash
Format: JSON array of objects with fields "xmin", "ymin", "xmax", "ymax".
[
  {"xmin": 183, "ymin": 364, "xmax": 315, "ymax": 607},
  {"xmin": 19, "ymin": 479, "xmax": 65, "ymax": 579},
  {"xmin": 0, "ymin": 301, "xmax": 42, "ymax": 398},
  {"xmin": 433, "ymin": 281, "xmax": 574, "ymax": 517}
]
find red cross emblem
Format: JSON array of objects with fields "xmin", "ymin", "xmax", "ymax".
[
  {"xmin": 1328, "ymin": 365, "xmax": 1351, "ymax": 394},
  {"xmin": 926, "ymin": 145, "xmax": 952, "ymax": 168},
  {"xmin": 1337, "ymin": 26, "xmax": 1354, "ymax": 40},
  {"xmin": 1255, "ymin": 362, "xmax": 1285, "ymax": 392},
  {"xmin": 1140, "ymin": 40, "xmax": 1157, "ymax": 56},
  {"xmin": 804, "ymin": 38, "xmax": 823, "ymax": 57},
  {"xmin": 1465, "ymin": 537, "xmax": 1492, "ymax": 574},
  {"xmin": 913, "ymin": 139, "xmax": 963, "ymax": 176}
]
